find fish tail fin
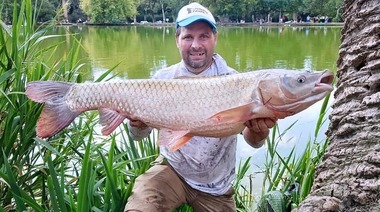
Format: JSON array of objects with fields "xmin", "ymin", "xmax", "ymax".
[{"xmin": 26, "ymin": 81, "xmax": 80, "ymax": 138}]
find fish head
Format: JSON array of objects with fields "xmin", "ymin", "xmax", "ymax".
[{"xmin": 258, "ymin": 70, "xmax": 334, "ymax": 118}]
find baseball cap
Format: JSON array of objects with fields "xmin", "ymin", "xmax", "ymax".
[{"xmin": 176, "ymin": 2, "xmax": 217, "ymax": 30}]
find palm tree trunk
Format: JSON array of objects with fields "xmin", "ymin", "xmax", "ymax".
[{"xmin": 294, "ymin": 0, "xmax": 380, "ymax": 211}]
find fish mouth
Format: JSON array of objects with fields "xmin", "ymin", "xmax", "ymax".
[{"xmin": 313, "ymin": 71, "xmax": 334, "ymax": 93}]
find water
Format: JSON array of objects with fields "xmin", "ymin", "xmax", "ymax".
[
  {"xmin": 47, "ymin": 24, "xmax": 340, "ymax": 199},
  {"xmin": 51, "ymin": 25, "xmax": 340, "ymax": 77}
]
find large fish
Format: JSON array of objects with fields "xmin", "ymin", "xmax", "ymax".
[{"xmin": 26, "ymin": 69, "xmax": 334, "ymax": 151}]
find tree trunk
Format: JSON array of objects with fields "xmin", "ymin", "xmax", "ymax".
[
  {"xmin": 160, "ymin": 0, "xmax": 165, "ymax": 22},
  {"xmin": 62, "ymin": 0, "xmax": 68, "ymax": 21},
  {"xmin": 293, "ymin": 0, "xmax": 380, "ymax": 211}
]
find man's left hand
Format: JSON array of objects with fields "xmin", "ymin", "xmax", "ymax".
[
  {"xmin": 244, "ymin": 118, "xmax": 277, "ymax": 133},
  {"xmin": 243, "ymin": 118, "xmax": 277, "ymax": 148}
]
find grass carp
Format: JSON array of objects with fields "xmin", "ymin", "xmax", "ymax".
[{"xmin": 26, "ymin": 69, "xmax": 334, "ymax": 151}]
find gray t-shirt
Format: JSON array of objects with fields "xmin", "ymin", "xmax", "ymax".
[{"xmin": 129, "ymin": 54, "xmax": 239, "ymax": 195}]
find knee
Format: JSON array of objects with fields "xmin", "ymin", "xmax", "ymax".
[
  {"xmin": 125, "ymin": 165, "xmax": 185, "ymax": 211},
  {"xmin": 134, "ymin": 165, "xmax": 175, "ymax": 190}
]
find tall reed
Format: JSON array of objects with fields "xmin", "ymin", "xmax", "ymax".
[
  {"xmin": 256, "ymin": 94, "xmax": 331, "ymax": 212},
  {"xmin": 0, "ymin": 0, "xmax": 68, "ymax": 210},
  {"xmin": 1, "ymin": 0, "xmax": 163, "ymax": 210}
]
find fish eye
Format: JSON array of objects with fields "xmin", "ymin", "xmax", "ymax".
[{"xmin": 297, "ymin": 75, "xmax": 306, "ymax": 83}]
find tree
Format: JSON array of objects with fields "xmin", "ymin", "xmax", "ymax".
[
  {"xmin": 1, "ymin": 0, "xmax": 61, "ymax": 23},
  {"xmin": 163, "ymin": 0, "xmax": 188, "ymax": 22},
  {"xmin": 66, "ymin": 0, "xmax": 87, "ymax": 23},
  {"xmin": 293, "ymin": 0, "xmax": 380, "ymax": 211},
  {"xmin": 212, "ymin": 0, "xmax": 247, "ymax": 22},
  {"xmin": 198, "ymin": 0, "xmax": 259, "ymax": 23},
  {"xmin": 80, "ymin": 0, "xmax": 137, "ymax": 24},
  {"xmin": 323, "ymin": 0, "xmax": 343, "ymax": 21},
  {"xmin": 303, "ymin": 0, "xmax": 343, "ymax": 18},
  {"xmin": 1, "ymin": 0, "xmax": 15, "ymax": 24},
  {"xmin": 138, "ymin": 0, "xmax": 158, "ymax": 22},
  {"xmin": 62, "ymin": 0, "xmax": 68, "ymax": 20}
]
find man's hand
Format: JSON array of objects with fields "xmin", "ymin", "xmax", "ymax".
[
  {"xmin": 129, "ymin": 118, "xmax": 148, "ymax": 129},
  {"xmin": 127, "ymin": 117, "xmax": 152, "ymax": 141},
  {"xmin": 243, "ymin": 118, "xmax": 277, "ymax": 148},
  {"xmin": 244, "ymin": 118, "xmax": 276, "ymax": 133}
]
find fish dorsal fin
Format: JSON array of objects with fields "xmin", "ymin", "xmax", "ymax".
[
  {"xmin": 159, "ymin": 129, "xmax": 192, "ymax": 152},
  {"xmin": 208, "ymin": 103, "xmax": 255, "ymax": 124},
  {"xmin": 99, "ymin": 108, "xmax": 126, "ymax": 135}
]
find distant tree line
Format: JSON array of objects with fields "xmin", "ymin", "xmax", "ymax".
[{"xmin": 1, "ymin": 0, "xmax": 343, "ymax": 25}]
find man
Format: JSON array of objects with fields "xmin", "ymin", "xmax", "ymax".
[{"xmin": 124, "ymin": 2, "xmax": 276, "ymax": 211}]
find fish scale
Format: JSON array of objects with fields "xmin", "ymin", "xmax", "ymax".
[{"xmin": 26, "ymin": 69, "xmax": 334, "ymax": 151}]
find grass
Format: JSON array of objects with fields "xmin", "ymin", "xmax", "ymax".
[
  {"xmin": 256, "ymin": 94, "xmax": 331, "ymax": 212},
  {"xmin": 0, "ymin": 1, "xmax": 331, "ymax": 211},
  {"xmin": 0, "ymin": 1, "xmax": 156, "ymax": 211}
]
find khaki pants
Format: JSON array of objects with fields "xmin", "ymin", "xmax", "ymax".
[{"xmin": 124, "ymin": 157, "xmax": 236, "ymax": 212}]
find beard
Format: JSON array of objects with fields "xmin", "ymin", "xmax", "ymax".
[{"xmin": 183, "ymin": 50, "xmax": 212, "ymax": 73}]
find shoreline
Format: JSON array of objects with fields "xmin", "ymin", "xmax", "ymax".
[{"xmin": 59, "ymin": 22, "xmax": 344, "ymax": 28}]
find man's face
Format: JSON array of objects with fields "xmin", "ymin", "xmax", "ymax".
[{"xmin": 176, "ymin": 21, "xmax": 217, "ymax": 74}]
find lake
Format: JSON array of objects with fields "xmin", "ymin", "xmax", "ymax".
[
  {"xmin": 49, "ymin": 24, "xmax": 341, "ymax": 197},
  {"xmin": 52, "ymin": 25, "xmax": 341, "ymax": 78}
]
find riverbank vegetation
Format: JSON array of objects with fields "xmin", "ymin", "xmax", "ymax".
[
  {"xmin": 1, "ymin": 0, "xmax": 343, "ymax": 25},
  {"xmin": 1, "ymin": 1, "xmax": 333, "ymax": 211}
]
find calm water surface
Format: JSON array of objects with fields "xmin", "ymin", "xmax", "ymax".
[
  {"xmin": 53, "ymin": 25, "xmax": 340, "ymax": 78},
  {"xmin": 51, "ymin": 25, "xmax": 341, "ymax": 198}
]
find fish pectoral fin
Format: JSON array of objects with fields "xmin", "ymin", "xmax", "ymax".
[
  {"xmin": 159, "ymin": 129, "xmax": 192, "ymax": 152},
  {"xmin": 99, "ymin": 108, "xmax": 126, "ymax": 135},
  {"xmin": 208, "ymin": 103, "xmax": 255, "ymax": 124}
]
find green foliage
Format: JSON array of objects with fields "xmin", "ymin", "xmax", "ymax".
[
  {"xmin": 233, "ymin": 95, "xmax": 331, "ymax": 211},
  {"xmin": 257, "ymin": 95, "xmax": 331, "ymax": 211},
  {"xmin": 234, "ymin": 157, "xmax": 256, "ymax": 211},
  {"xmin": 0, "ymin": 0, "xmax": 156, "ymax": 211},
  {"xmin": 1, "ymin": 0, "xmax": 15, "ymax": 24},
  {"xmin": 0, "ymin": 0, "xmax": 61, "ymax": 209},
  {"xmin": 80, "ymin": 0, "xmax": 137, "ymax": 24},
  {"xmin": 67, "ymin": 0, "xmax": 88, "ymax": 23},
  {"xmin": 199, "ymin": 0, "xmax": 257, "ymax": 22},
  {"xmin": 175, "ymin": 203, "xmax": 194, "ymax": 212},
  {"xmin": 36, "ymin": 0, "xmax": 59, "ymax": 22},
  {"xmin": 1, "ymin": 0, "xmax": 343, "ymax": 24},
  {"xmin": 303, "ymin": 0, "xmax": 343, "ymax": 17},
  {"xmin": 1, "ymin": 0, "xmax": 60, "ymax": 23}
]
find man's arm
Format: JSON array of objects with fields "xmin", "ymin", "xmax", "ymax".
[{"xmin": 242, "ymin": 118, "xmax": 277, "ymax": 148}]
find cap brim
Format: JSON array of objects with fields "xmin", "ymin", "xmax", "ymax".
[{"xmin": 176, "ymin": 15, "xmax": 217, "ymax": 30}]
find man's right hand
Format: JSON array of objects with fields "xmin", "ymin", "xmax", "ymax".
[
  {"xmin": 127, "ymin": 117, "xmax": 152, "ymax": 141},
  {"xmin": 129, "ymin": 118, "xmax": 148, "ymax": 129}
]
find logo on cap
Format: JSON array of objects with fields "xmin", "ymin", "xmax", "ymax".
[{"xmin": 187, "ymin": 7, "xmax": 209, "ymax": 15}]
